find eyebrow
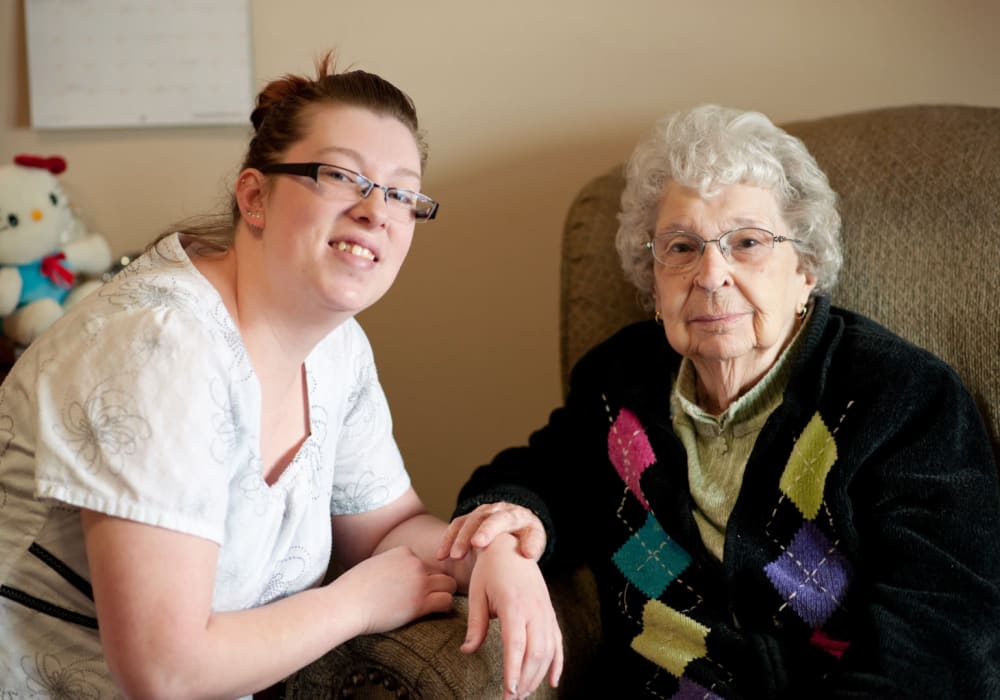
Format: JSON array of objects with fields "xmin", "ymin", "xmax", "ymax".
[
  {"xmin": 657, "ymin": 216, "xmax": 773, "ymax": 234},
  {"xmin": 315, "ymin": 146, "xmax": 421, "ymax": 182}
]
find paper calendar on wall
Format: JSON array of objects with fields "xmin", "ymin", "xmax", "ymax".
[{"xmin": 25, "ymin": 0, "xmax": 254, "ymax": 129}]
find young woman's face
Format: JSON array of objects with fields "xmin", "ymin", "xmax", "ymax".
[{"xmin": 257, "ymin": 104, "xmax": 423, "ymax": 320}]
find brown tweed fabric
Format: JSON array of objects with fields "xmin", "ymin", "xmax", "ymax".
[
  {"xmin": 560, "ymin": 105, "xmax": 999, "ymax": 457},
  {"xmin": 286, "ymin": 596, "xmax": 505, "ymax": 699},
  {"xmin": 284, "ymin": 568, "xmax": 599, "ymax": 699}
]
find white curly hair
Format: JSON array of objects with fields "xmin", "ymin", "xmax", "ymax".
[{"xmin": 615, "ymin": 105, "xmax": 843, "ymax": 311}]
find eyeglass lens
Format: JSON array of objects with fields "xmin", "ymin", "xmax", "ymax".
[
  {"xmin": 318, "ymin": 165, "xmax": 436, "ymax": 220},
  {"xmin": 651, "ymin": 228, "xmax": 777, "ymax": 267}
]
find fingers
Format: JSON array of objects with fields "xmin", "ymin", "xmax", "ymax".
[
  {"xmin": 461, "ymin": 587, "xmax": 490, "ymax": 654},
  {"xmin": 549, "ymin": 626, "xmax": 564, "ymax": 689},
  {"xmin": 419, "ymin": 570, "xmax": 458, "ymax": 616},
  {"xmin": 438, "ymin": 503, "xmax": 547, "ymax": 562},
  {"xmin": 517, "ymin": 526, "xmax": 546, "ymax": 561},
  {"xmin": 468, "ymin": 505, "xmax": 535, "ymax": 551},
  {"xmin": 505, "ymin": 615, "xmax": 563, "ymax": 699},
  {"xmin": 500, "ymin": 616, "xmax": 527, "ymax": 700},
  {"xmin": 435, "ymin": 516, "xmax": 464, "ymax": 560}
]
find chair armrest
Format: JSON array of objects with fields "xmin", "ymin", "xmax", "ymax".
[{"xmin": 285, "ymin": 566, "xmax": 600, "ymax": 699}]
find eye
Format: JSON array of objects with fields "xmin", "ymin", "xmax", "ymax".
[
  {"xmin": 50, "ymin": 191, "xmax": 59, "ymax": 206},
  {"xmin": 731, "ymin": 236, "xmax": 761, "ymax": 250},
  {"xmin": 321, "ymin": 168, "xmax": 353, "ymax": 184},
  {"xmin": 729, "ymin": 229, "xmax": 772, "ymax": 251},
  {"xmin": 663, "ymin": 234, "xmax": 700, "ymax": 254},
  {"xmin": 387, "ymin": 188, "xmax": 416, "ymax": 206},
  {"xmin": 7, "ymin": 213, "xmax": 18, "ymax": 227}
]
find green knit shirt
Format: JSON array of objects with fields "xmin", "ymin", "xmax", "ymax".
[{"xmin": 671, "ymin": 320, "xmax": 808, "ymax": 560}]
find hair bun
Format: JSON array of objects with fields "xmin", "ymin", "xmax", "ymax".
[{"xmin": 250, "ymin": 74, "xmax": 314, "ymax": 131}]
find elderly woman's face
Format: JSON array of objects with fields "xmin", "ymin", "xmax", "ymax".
[{"xmin": 652, "ymin": 181, "xmax": 816, "ymax": 369}]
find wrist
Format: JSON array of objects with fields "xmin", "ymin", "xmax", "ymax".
[{"xmin": 453, "ymin": 532, "xmax": 520, "ymax": 592}]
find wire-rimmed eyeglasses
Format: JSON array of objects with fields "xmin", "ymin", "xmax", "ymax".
[
  {"xmin": 645, "ymin": 227, "xmax": 801, "ymax": 269},
  {"xmin": 260, "ymin": 162, "xmax": 439, "ymax": 221}
]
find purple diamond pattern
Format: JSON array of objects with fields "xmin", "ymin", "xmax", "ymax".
[
  {"xmin": 764, "ymin": 521, "xmax": 853, "ymax": 628},
  {"xmin": 672, "ymin": 678, "xmax": 724, "ymax": 699}
]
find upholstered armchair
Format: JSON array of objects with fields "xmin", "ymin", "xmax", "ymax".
[{"xmin": 283, "ymin": 104, "xmax": 1000, "ymax": 698}]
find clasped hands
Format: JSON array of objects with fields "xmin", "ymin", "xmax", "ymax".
[{"xmin": 437, "ymin": 502, "xmax": 562, "ymax": 700}]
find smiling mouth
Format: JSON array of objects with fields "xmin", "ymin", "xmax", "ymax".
[
  {"xmin": 332, "ymin": 240, "xmax": 376, "ymax": 261},
  {"xmin": 690, "ymin": 311, "xmax": 749, "ymax": 324}
]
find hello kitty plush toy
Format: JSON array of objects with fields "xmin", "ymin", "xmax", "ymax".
[{"xmin": 0, "ymin": 154, "xmax": 111, "ymax": 347}]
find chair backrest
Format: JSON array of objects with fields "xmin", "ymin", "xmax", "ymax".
[{"xmin": 560, "ymin": 105, "xmax": 1000, "ymax": 458}]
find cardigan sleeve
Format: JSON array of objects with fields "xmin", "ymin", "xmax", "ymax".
[
  {"xmin": 454, "ymin": 346, "xmax": 616, "ymax": 573},
  {"xmin": 454, "ymin": 322, "xmax": 670, "ymax": 573}
]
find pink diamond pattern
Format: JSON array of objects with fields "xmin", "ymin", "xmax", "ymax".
[{"xmin": 608, "ymin": 408, "xmax": 656, "ymax": 510}]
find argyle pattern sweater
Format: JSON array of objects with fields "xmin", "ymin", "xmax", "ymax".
[{"xmin": 456, "ymin": 298, "xmax": 1000, "ymax": 698}]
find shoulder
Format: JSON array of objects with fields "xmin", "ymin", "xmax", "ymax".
[
  {"xmin": 825, "ymin": 306, "xmax": 962, "ymax": 389},
  {"xmin": 307, "ymin": 318, "xmax": 384, "ymax": 419},
  {"xmin": 310, "ymin": 317, "xmax": 376, "ymax": 372},
  {"xmin": 806, "ymin": 305, "xmax": 983, "ymax": 447},
  {"xmin": 22, "ymin": 246, "xmax": 240, "ymax": 388},
  {"xmin": 567, "ymin": 320, "xmax": 676, "ymax": 398},
  {"xmin": 576, "ymin": 320, "xmax": 670, "ymax": 366}
]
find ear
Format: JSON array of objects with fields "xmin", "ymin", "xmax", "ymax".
[
  {"xmin": 804, "ymin": 268, "xmax": 818, "ymax": 295},
  {"xmin": 235, "ymin": 169, "xmax": 266, "ymax": 228},
  {"xmin": 799, "ymin": 269, "xmax": 818, "ymax": 312}
]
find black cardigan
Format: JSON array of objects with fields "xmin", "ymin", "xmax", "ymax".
[{"xmin": 457, "ymin": 297, "xmax": 1000, "ymax": 698}]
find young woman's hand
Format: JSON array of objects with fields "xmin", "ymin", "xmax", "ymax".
[
  {"xmin": 437, "ymin": 502, "xmax": 546, "ymax": 562},
  {"xmin": 463, "ymin": 533, "xmax": 563, "ymax": 700},
  {"xmin": 331, "ymin": 545, "xmax": 457, "ymax": 636}
]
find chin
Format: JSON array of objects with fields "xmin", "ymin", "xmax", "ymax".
[{"xmin": 690, "ymin": 339, "xmax": 757, "ymax": 363}]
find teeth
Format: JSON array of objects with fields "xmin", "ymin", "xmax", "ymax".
[{"xmin": 334, "ymin": 241, "xmax": 375, "ymax": 260}]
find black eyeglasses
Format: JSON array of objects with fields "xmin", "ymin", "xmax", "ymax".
[
  {"xmin": 646, "ymin": 227, "xmax": 801, "ymax": 269},
  {"xmin": 260, "ymin": 162, "xmax": 439, "ymax": 222}
]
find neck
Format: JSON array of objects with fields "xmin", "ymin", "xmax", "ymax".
[
  {"xmin": 691, "ymin": 360, "xmax": 760, "ymax": 415},
  {"xmin": 690, "ymin": 322, "xmax": 802, "ymax": 415},
  {"xmin": 192, "ymin": 230, "xmax": 343, "ymax": 377}
]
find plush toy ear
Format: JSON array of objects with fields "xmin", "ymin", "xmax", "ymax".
[{"xmin": 13, "ymin": 154, "xmax": 67, "ymax": 175}]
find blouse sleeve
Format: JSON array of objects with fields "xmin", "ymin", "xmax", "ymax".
[
  {"xmin": 30, "ymin": 300, "xmax": 240, "ymax": 545},
  {"xmin": 322, "ymin": 319, "xmax": 410, "ymax": 516}
]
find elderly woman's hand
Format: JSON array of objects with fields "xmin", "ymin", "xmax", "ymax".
[{"xmin": 436, "ymin": 501, "xmax": 546, "ymax": 562}]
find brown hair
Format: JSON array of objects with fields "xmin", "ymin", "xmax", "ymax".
[{"xmin": 154, "ymin": 51, "xmax": 426, "ymax": 253}]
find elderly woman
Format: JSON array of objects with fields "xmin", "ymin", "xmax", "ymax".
[{"xmin": 441, "ymin": 105, "xmax": 1000, "ymax": 697}]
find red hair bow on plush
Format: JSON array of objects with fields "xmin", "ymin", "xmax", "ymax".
[
  {"xmin": 13, "ymin": 154, "xmax": 67, "ymax": 175},
  {"xmin": 41, "ymin": 252, "xmax": 75, "ymax": 288}
]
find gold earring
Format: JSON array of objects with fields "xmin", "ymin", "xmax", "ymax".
[{"xmin": 654, "ymin": 311, "xmax": 663, "ymax": 324}]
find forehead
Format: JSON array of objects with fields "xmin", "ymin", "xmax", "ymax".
[
  {"xmin": 656, "ymin": 180, "xmax": 782, "ymax": 228},
  {"xmin": 290, "ymin": 103, "xmax": 422, "ymax": 177}
]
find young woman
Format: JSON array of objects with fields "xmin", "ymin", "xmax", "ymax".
[{"xmin": 0, "ymin": 55, "xmax": 560, "ymax": 700}]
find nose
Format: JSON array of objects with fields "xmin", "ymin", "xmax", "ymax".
[
  {"xmin": 692, "ymin": 239, "xmax": 733, "ymax": 291},
  {"xmin": 32, "ymin": 209, "xmax": 43, "ymax": 221},
  {"xmin": 350, "ymin": 187, "xmax": 390, "ymax": 226}
]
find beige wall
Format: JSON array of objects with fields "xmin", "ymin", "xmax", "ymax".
[{"xmin": 3, "ymin": 0, "xmax": 999, "ymax": 517}]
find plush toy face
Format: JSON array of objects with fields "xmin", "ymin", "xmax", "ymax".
[{"xmin": 0, "ymin": 164, "xmax": 74, "ymax": 265}]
